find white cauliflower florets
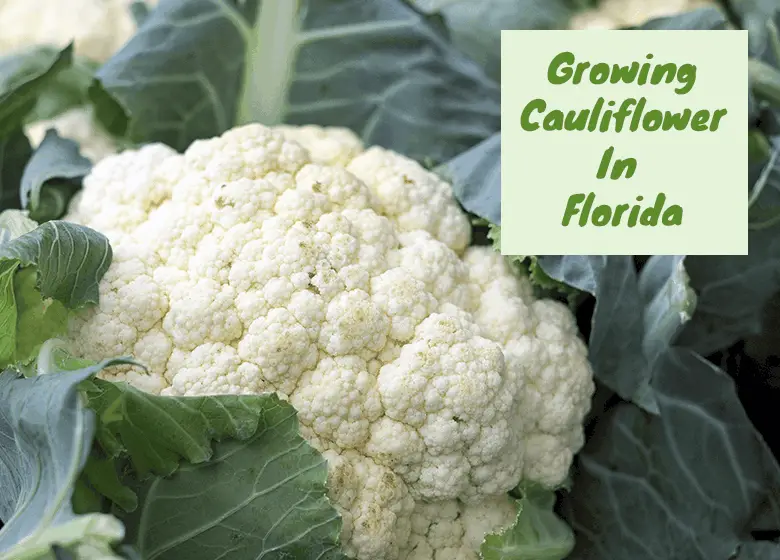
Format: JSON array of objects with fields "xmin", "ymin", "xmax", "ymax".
[
  {"xmin": 64, "ymin": 123, "xmax": 595, "ymax": 560},
  {"xmin": 0, "ymin": 0, "xmax": 159, "ymax": 160},
  {"xmin": 402, "ymin": 495, "xmax": 518, "ymax": 560},
  {"xmin": 0, "ymin": 0, "xmax": 142, "ymax": 62},
  {"xmin": 25, "ymin": 107, "xmax": 119, "ymax": 163},
  {"xmin": 570, "ymin": 0, "xmax": 714, "ymax": 29}
]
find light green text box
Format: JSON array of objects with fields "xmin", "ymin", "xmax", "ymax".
[{"xmin": 500, "ymin": 30, "xmax": 748, "ymax": 256}]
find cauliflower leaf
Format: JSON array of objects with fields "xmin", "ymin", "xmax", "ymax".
[
  {"xmin": 0, "ymin": 43, "xmax": 75, "ymax": 138},
  {"xmin": 74, "ymin": 375, "xmax": 348, "ymax": 559},
  {"xmin": 409, "ymin": 0, "xmax": 574, "ymax": 81},
  {"xmin": 109, "ymin": 391, "xmax": 349, "ymax": 560},
  {"xmin": 20, "ymin": 128, "xmax": 92, "ymax": 222},
  {"xmin": 21, "ymin": 51, "xmax": 98, "ymax": 125},
  {"xmin": 0, "ymin": 45, "xmax": 79, "ymax": 213},
  {"xmin": 0, "ymin": 219, "xmax": 111, "ymax": 309},
  {"xmin": 436, "ymin": 132, "xmax": 501, "ymax": 225},
  {"xmin": 0, "ymin": 362, "xmax": 127, "ymax": 560},
  {"xmin": 0, "ymin": 130, "xmax": 32, "ymax": 213},
  {"xmin": 9, "ymin": 266, "xmax": 69, "ymax": 368},
  {"xmin": 561, "ymin": 349, "xmax": 780, "ymax": 559},
  {"xmin": 28, "ymin": 345, "xmax": 349, "ymax": 559},
  {"xmin": 0, "ymin": 219, "xmax": 112, "ymax": 368},
  {"xmin": 6, "ymin": 339, "xmax": 350, "ymax": 559},
  {"xmin": 481, "ymin": 483, "xmax": 574, "ymax": 560},
  {"xmin": 90, "ymin": 0, "xmax": 499, "ymax": 164}
]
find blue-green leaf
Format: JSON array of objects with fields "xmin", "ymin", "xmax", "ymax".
[
  {"xmin": 414, "ymin": 0, "xmax": 574, "ymax": 80},
  {"xmin": 21, "ymin": 129, "xmax": 92, "ymax": 222},
  {"xmin": 77, "ymin": 378, "xmax": 349, "ymax": 559},
  {"xmin": 0, "ymin": 220, "xmax": 111, "ymax": 308},
  {"xmin": 0, "ymin": 221, "xmax": 112, "ymax": 367},
  {"xmin": 0, "ymin": 44, "xmax": 75, "ymax": 137},
  {"xmin": 24, "ymin": 54, "xmax": 98, "ymax": 124},
  {"xmin": 563, "ymin": 348, "xmax": 780, "ymax": 560},
  {"xmin": 91, "ymin": 0, "xmax": 499, "ymax": 164},
  {"xmin": 481, "ymin": 483, "xmax": 574, "ymax": 560},
  {"xmin": 0, "ymin": 129, "xmax": 32, "ymax": 212},
  {"xmin": 0, "ymin": 364, "xmax": 126, "ymax": 559},
  {"xmin": 437, "ymin": 132, "xmax": 500, "ymax": 224}
]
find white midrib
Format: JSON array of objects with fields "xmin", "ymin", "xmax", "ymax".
[{"xmin": 236, "ymin": 0, "xmax": 301, "ymax": 126}]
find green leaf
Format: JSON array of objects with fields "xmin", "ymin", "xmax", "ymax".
[
  {"xmin": 0, "ymin": 364, "xmax": 126, "ymax": 559},
  {"xmin": 675, "ymin": 12, "xmax": 780, "ymax": 357},
  {"xmin": 28, "ymin": 346, "xmax": 347, "ymax": 557},
  {"xmin": 0, "ymin": 220, "xmax": 111, "ymax": 308},
  {"xmin": 436, "ymin": 132, "xmax": 501, "ymax": 224},
  {"xmin": 562, "ymin": 348, "xmax": 780, "ymax": 559},
  {"xmin": 91, "ymin": 0, "xmax": 499, "ymax": 163},
  {"xmin": 663, "ymin": 7, "xmax": 780, "ymax": 359},
  {"xmin": 481, "ymin": 484, "xmax": 574, "ymax": 560},
  {"xmin": 89, "ymin": 0, "xmax": 248, "ymax": 144},
  {"xmin": 78, "ymin": 454, "xmax": 139, "ymax": 514},
  {"xmin": 82, "ymin": 379, "xmax": 270, "ymax": 477},
  {"xmin": 25, "ymin": 55, "xmax": 99, "ymax": 124},
  {"xmin": 79, "ymin": 380, "xmax": 348, "ymax": 559},
  {"xmin": 479, "ymin": 225, "xmax": 583, "ymax": 305},
  {"xmin": 0, "ymin": 129, "xmax": 33, "ymax": 212},
  {"xmin": 724, "ymin": 0, "xmax": 780, "ymax": 58},
  {"xmin": 0, "ymin": 213, "xmax": 36, "ymax": 362},
  {"xmin": 20, "ymin": 129, "xmax": 92, "ymax": 222},
  {"xmin": 0, "ymin": 44, "xmax": 75, "ymax": 137},
  {"xmin": 12, "ymin": 266, "xmax": 68, "ymax": 366},
  {"xmin": 526, "ymin": 256, "xmax": 583, "ymax": 306},
  {"xmin": 0, "ymin": 221, "xmax": 112, "ymax": 367},
  {"xmin": 0, "ymin": 260, "xmax": 17, "ymax": 362},
  {"xmin": 678, "ymin": 229, "xmax": 780, "ymax": 354},
  {"xmin": 421, "ymin": 0, "xmax": 574, "ymax": 80}
]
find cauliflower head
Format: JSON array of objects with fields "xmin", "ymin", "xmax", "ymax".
[
  {"xmin": 64, "ymin": 123, "xmax": 595, "ymax": 560},
  {"xmin": 1, "ymin": 0, "xmax": 159, "ymax": 160},
  {"xmin": 570, "ymin": 0, "xmax": 713, "ymax": 29},
  {"xmin": 0, "ymin": 0, "xmax": 147, "ymax": 62},
  {"xmin": 25, "ymin": 107, "xmax": 119, "ymax": 163}
]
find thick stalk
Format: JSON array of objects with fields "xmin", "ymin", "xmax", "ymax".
[{"xmin": 236, "ymin": 0, "xmax": 301, "ymax": 125}]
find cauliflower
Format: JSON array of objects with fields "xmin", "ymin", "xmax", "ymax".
[
  {"xmin": 0, "ymin": 0, "xmax": 159, "ymax": 160},
  {"xmin": 0, "ymin": 0, "xmax": 139, "ymax": 62},
  {"xmin": 25, "ymin": 107, "xmax": 119, "ymax": 163},
  {"xmin": 570, "ymin": 0, "xmax": 713, "ymax": 29},
  {"xmin": 64, "ymin": 123, "xmax": 595, "ymax": 559}
]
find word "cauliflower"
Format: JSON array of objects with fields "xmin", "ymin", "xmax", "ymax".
[{"xmin": 64, "ymin": 123, "xmax": 595, "ymax": 559}]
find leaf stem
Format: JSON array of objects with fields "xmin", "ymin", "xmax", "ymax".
[{"xmin": 236, "ymin": 0, "xmax": 301, "ymax": 125}]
